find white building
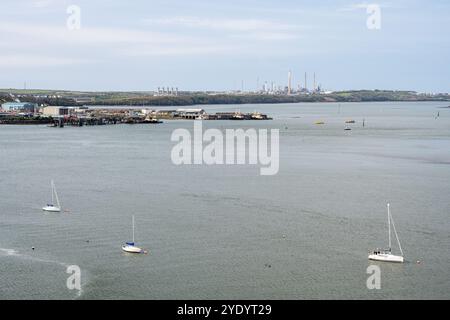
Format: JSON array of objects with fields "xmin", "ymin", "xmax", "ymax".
[{"xmin": 42, "ymin": 106, "xmax": 69, "ymax": 116}]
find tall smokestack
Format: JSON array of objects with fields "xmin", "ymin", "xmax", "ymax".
[
  {"xmin": 313, "ymin": 73, "xmax": 316, "ymax": 92},
  {"xmin": 304, "ymin": 72, "xmax": 307, "ymax": 91},
  {"xmin": 288, "ymin": 70, "xmax": 292, "ymax": 95}
]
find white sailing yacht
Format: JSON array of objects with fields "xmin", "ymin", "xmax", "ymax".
[
  {"xmin": 122, "ymin": 215, "xmax": 145, "ymax": 254},
  {"xmin": 42, "ymin": 180, "xmax": 61, "ymax": 212},
  {"xmin": 368, "ymin": 203, "xmax": 404, "ymax": 263}
]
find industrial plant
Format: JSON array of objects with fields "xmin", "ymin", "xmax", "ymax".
[{"xmin": 253, "ymin": 70, "xmax": 328, "ymax": 95}]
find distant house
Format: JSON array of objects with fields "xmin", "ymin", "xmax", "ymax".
[
  {"xmin": 73, "ymin": 97, "xmax": 94, "ymax": 104},
  {"xmin": 1, "ymin": 102, "xmax": 38, "ymax": 113},
  {"xmin": 155, "ymin": 109, "xmax": 177, "ymax": 116},
  {"xmin": 42, "ymin": 106, "xmax": 69, "ymax": 116},
  {"xmin": 176, "ymin": 108, "xmax": 205, "ymax": 119}
]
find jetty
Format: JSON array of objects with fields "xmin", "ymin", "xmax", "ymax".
[{"xmin": 0, "ymin": 107, "xmax": 272, "ymax": 126}]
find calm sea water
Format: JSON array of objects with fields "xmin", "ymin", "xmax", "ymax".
[{"xmin": 0, "ymin": 101, "xmax": 449, "ymax": 299}]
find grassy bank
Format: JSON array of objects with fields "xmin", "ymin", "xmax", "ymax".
[{"xmin": 1, "ymin": 90, "xmax": 449, "ymax": 107}]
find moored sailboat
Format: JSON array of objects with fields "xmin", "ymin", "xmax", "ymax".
[
  {"xmin": 42, "ymin": 180, "xmax": 61, "ymax": 212},
  {"xmin": 368, "ymin": 203, "xmax": 404, "ymax": 263},
  {"xmin": 122, "ymin": 215, "xmax": 146, "ymax": 254}
]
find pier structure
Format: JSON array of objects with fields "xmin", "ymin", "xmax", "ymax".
[{"xmin": 0, "ymin": 107, "xmax": 272, "ymax": 126}]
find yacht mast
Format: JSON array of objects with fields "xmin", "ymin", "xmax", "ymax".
[
  {"xmin": 51, "ymin": 180, "xmax": 54, "ymax": 204},
  {"xmin": 54, "ymin": 182, "xmax": 60, "ymax": 208},
  {"xmin": 390, "ymin": 209, "xmax": 404, "ymax": 256},
  {"xmin": 132, "ymin": 215, "xmax": 135, "ymax": 243},
  {"xmin": 388, "ymin": 203, "xmax": 391, "ymax": 250}
]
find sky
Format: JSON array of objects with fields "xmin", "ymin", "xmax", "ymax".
[{"xmin": 0, "ymin": 0, "xmax": 449, "ymax": 92}]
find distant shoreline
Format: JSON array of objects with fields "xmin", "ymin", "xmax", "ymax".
[{"xmin": 1, "ymin": 90, "xmax": 449, "ymax": 107}]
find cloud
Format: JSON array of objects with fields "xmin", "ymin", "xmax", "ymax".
[
  {"xmin": 337, "ymin": 2, "xmax": 397, "ymax": 12},
  {"xmin": 144, "ymin": 16, "xmax": 299, "ymax": 32},
  {"xmin": 0, "ymin": 22, "xmax": 187, "ymax": 46},
  {"xmin": 0, "ymin": 21, "xmax": 238, "ymax": 64},
  {"xmin": 0, "ymin": 54, "xmax": 89, "ymax": 68},
  {"xmin": 118, "ymin": 44, "xmax": 234, "ymax": 57},
  {"xmin": 338, "ymin": 3, "xmax": 369, "ymax": 12},
  {"xmin": 142, "ymin": 16, "xmax": 304, "ymax": 40},
  {"xmin": 0, "ymin": 17, "xmax": 304, "ymax": 64},
  {"xmin": 230, "ymin": 32, "xmax": 301, "ymax": 41},
  {"xmin": 31, "ymin": 0, "xmax": 54, "ymax": 8}
]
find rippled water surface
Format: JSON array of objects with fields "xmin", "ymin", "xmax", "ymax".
[{"xmin": 1, "ymin": 101, "xmax": 449, "ymax": 299}]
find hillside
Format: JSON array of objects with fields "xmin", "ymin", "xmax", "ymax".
[{"xmin": 0, "ymin": 89, "xmax": 448, "ymax": 107}]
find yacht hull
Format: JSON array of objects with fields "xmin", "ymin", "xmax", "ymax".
[
  {"xmin": 368, "ymin": 253, "xmax": 404, "ymax": 263},
  {"xmin": 122, "ymin": 245, "xmax": 143, "ymax": 254},
  {"xmin": 42, "ymin": 206, "xmax": 61, "ymax": 212}
]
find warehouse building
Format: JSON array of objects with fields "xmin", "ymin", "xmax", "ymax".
[
  {"xmin": 1, "ymin": 102, "xmax": 38, "ymax": 113},
  {"xmin": 42, "ymin": 106, "xmax": 70, "ymax": 116}
]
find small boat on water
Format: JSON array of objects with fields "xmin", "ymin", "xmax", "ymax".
[
  {"xmin": 231, "ymin": 110, "xmax": 245, "ymax": 120},
  {"xmin": 195, "ymin": 114, "xmax": 208, "ymax": 120},
  {"xmin": 368, "ymin": 203, "xmax": 404, "ymax": 263},
  {"xmin": 42, "ymin": 180, "xmax": 61, "ymax": 212},
  {"xmin": 251, "ymin": 111, "xmax": 264, "ymax": 120},
  {"xmin": 122, "ymin": 215, "xmax": 146, "ymax": 254},
  {"xmin": 144, "ymin": 117, "xmax": 163, "ymax": 124}
]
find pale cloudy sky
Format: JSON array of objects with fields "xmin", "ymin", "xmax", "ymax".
[{"xmin": 0, "ymin": 0, "xmax": 449, "ymax": 92}]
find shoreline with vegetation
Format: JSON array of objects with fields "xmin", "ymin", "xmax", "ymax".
[{"xmin": 1, "ymin": 90, "xmax": 449, "ymax": 107}]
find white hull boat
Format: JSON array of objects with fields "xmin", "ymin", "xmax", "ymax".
[
  {"xmin": 122, "ymin": 215, "xmax": 146, "ymax": 254},
  {"xmin": 368, "ymin": 203, "xmax": 405, "ymax": 263},
  {"xmin": 122, "ymin": 242, "xmax": 144, "ymax": 253},
  {"xmin": 43, "ymin": 180, "xmax": 61, "ymax": 212},
  {"xmin": 42, "ymin": 205, "xmax": 61, "ymax": 212},
  {"xmin": 368, "ymin": 252, "xmax": 404, "ymax": 263}
]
